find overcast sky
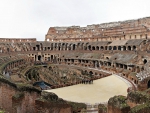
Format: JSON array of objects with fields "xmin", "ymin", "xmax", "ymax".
[{"xmin": 0, "ymin": 0, "xmax": 150, "ymax": 41}]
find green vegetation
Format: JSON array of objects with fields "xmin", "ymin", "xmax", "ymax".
[
  {"xmin": 98, "ymin": 104, "xmax": 107, "ymax": 112},
  {"xmin": 108, "ymin": 95, "xmax": 130, "ymax": 109},
  {"xmin": 128, "ymin": 91, "xmax": 150, "ymax": 104},
  {"xmin": 0, "ymin": 110, "xmax": 5, "ymax": 113},
  {"xmin": 12, "ymin": 92, "xmax": 24, "ymax": 100},
  {"xmin": 129, "ymin": 103, "xmax": 150, "ymax": 113},
  {"xmin": 66, "ymin": 101, "xmax": 86, "ymax": 112},
  {"xmin": 16, "ymin": 83, "xmax": 41, "ymax": 93}
]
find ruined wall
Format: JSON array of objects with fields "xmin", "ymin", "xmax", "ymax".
[
  {"xmin": 0, "ymin": 76, "xmax": 41, "ymax": 113},
  {"xmin": 35, "ymin": 100, "xmax": 72, "ymax": 113},
  {"xmin": 12, "ymin": 91, "xmax": 40, "ymax": 113},
  {"xmin": 45, "ymin": 17, "xmax": 150, "ymax": 42},
  {"xmin": 0, "ymin": 38, "xmax": 36, "ymax": 43},
  {"xmin": 0, "ymin": 80, "xmax": 16, "ymax": 113},
  {"xmin": 0, "ymin": 76, "xmax": 80, "ymax": 113}
]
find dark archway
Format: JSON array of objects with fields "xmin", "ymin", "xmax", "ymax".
[
  {"xmin": 148, "ymin": 80, "xmax": 150, "ymax": 88},
  {"xmin": 89, "ymin": 71, "xmax": 93, "ymax": 77},
  {"xmin": 113, "ymin": 46, "xmax": 117, "ymax": 50},
  {"xmin": 33, "ymin": 47, "xmax": 36, "ymax": 51},
  {"xmin": 38, "ymin": 55, "xmax": 41, "ymax": 61},
  {"xmin": 118, "ymin": 46, "xmax": 121, "ymax": 51},
  {"xmin": 72, "ymin": 44, "xmax": 76, "ymax": 50},
  {"xmin": 36, "ymin": 45, "xmax": 40, "ymax": 51},
  {"xmin": 128, "ymin": 46, "xmax": 131, "ymax": 51},
  {"xmin": 109, "ymin": 46, "xmax": 112, "ymax": 50},
  {"xmin": 88, "ymin": 45, "xmax": 91, "ymax": 50},
  {"xmin": 92, "ymin": 46, "xmax": 95, "ymax": 50},
  {"xmin": 96, "ymin": 46, "xmax": 99, "ymax": 50},
  {"xmin": 133, "ymin": 46, "xmax": 136, "ymax": 50},
  {"xmin": 143, "ymin": 59, "xmax": 147, "ymax": 64},
  {"xmin": 123, "ymin": 46, "xmax": 126, "ymax": 51},
  {"xmin": 100, "ymin": 46, "xmax": 104, "ymax": 50}
]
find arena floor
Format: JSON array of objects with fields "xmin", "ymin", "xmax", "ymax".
[{"xmin": 46, "ymin": 75, "xmax": 128, "ymax": 104}]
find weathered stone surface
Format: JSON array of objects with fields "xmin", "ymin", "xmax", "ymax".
[{"xmin": 108, "ymin": 95, "xmax": 130, "ymax": 113}]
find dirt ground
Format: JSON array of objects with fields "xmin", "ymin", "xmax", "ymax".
[{"xmin": 46, "ymin": 75, "xmax": 128, "ymax": 104}]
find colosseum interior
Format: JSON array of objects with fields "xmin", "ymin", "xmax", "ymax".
[{"xmin": 1, "ymin": 17, "xmax": 150, "ymax": 113}]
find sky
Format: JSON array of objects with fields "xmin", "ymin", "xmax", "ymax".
[{"xmin": 0, "ymin": 0, "xmax": 150, "ymax": 41}]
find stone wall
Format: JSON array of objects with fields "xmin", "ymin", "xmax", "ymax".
[{"xmin": 45, "ymin": 17, "xmax": 150, "ymax": 42}]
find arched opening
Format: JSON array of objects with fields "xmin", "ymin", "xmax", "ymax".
[
  {"xmin": 89, "ymin": 71, "xmax": 93, "ymax": 77},
  {"xmin": 106, "ymin": 57, "xmax": 109, "ymax": 60},
  {"xmin": 124, "ymin": 65, "xmax": 127, "ymax": 69},
  {"xmin": 120, "ymin": 64, "xmax": 123, "ymax": 68},
  {"xmin": 118, "ymin": 46, "xmax": 121, "ymax": 51},
  {"xmin": 100, "ymin": 46, "xmax": 104, "ymax": 50},
  {"xmin": 58, "ymin": 46, "xmax": 61, "ymax": 50},
  {"xmin": 123, "ymin": 46, "xmax": 126, "ymax": 51},
  {"xmin": 68, "ymin": 45, "xmax": 71, "ymax": 50},
  {"xmin": 61, "ymin": 43, "xmax": 65, "ymax": 50},
  {"xmin": 109, "ymin": 46, "xmax": 112, "ymax": 50},
  {"xmin": 147, "ymin": 80, "xmax": 150, "ymax": 88},
  {"xmin": 108, "ymin": 62, "xmax": 111, "ymax": 66},
  {"xmin": 65, "ymin": 43, "xmax": 68, "ymax": 50},
  {"xmin": 71, "ymin": 59, "xmax": 74, "ymax": 63},
  {"xmin": 96, "ymin": 46, "xmax": 99, "ymax": 50},
  {"xmin": 143, "ymin": 59, "xmax": 147, "ymax": 64},
  {"xmin": 38, "ymin": 55, "xmax": 41, "ymax": 61},
  {"xmin": 133, "ymin": 46, "xmax": 136, "ymax": 50},
  {"xmin": 128, "ymin": 46, "xmax": 131, "ymax": 51},
  {"xmin": 33, "ymin": 47, "xmax": 36, "ymax": 51},
  {"xmin": 92, "ymin": 46, "xmax": 95, "ymax": 50},
  {"xmin": 81, "ymin": 43, "xmax": 84, "ymax": 50},
  {"xmin": 88, "ymin": 45, "xmax": 91, "ymax": 50},
  {"xmin": 78, "ymin": 59, "xmax": 81, "ymax": 63},
  {"xmin": 113, "ymin": 46, "xmax": 117, "ymax": 50},
  {"xmin": 51, "ymin": 43, "xmax": 53, "ymax": 50},
  {"xmin": 36, "ymin": 45, "xmax": 40, "ymax": 51},
  {"xmin": 72, "ymin": 44, "xmax": 76, "ymax": 50}
]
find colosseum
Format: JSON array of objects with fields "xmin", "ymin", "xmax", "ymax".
[{"xmin": 1, "ymin": 17, "xmax": 150, "ymax": 113}]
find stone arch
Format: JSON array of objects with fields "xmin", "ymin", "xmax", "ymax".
[
  {"xmin": 123, "ymin": 46, "xmax": 126, "ymax": 51},
  {"xmin": 133, "ymin": 46, "xmax": 136, "ymax": 50},
  {"xmin": 68, "ymin": 44, "xmax": 71, "ymax": 50},
  {"xmin": 58, "ymin": 43, "xmax": 61, "ymax": 50},
  {"xmin": 51, "ymin": 43, "xmax": 54, "ymax": 50},
  {"xmin": 96, "ymin": 46, "xmax": 99, "ymax": 50},
  {"xmin": 38, "ymin": 55, "xmax": 42, "ymax": 61},
  {"xmin": 36, "ymin": 45, "xmax": 40, "ymax": 51},
  {"xmin": 109, "ymin": 46, "xmax": 112, "ymax": 50},
  {"xmin": 113, "ymin": 46, "xmax": 117, "ymax": 50},
  {"xmin": 92, "ymin": 46, "xmax": 95, "ymax": 50},
  {"xmin": 72, "ymin": 44, "xmax": 76, "ymax": 50},
  {"xmin": 100, "ymin": 46, "xmax": 104, "ymax": 50},
  {"xmin": 81, "ymin": 43, "xmax": 84, "ymax": 50},
  {"xmin": 88, "ymin": 45, "xmax": 91, "ymax": 50},
  {"xmin": 128, "ymin": 46, "xmax": 131, "ymax": 51},
  {"xmin": 118, "ymin": 46, "xmax": 121, "ymax": 51},
  {"xmin": 65, "ymin": 43, "xmax": 68, "ymax": 50},
  {"xmin": 33, "ymin": 47, "xmax": 36, "ymax": 51},
  {"xmin": 62, "ymin": 43, "xmax": 65, "ymax": 50},
  {"xmin": 89, "ymin": 71, "xmax": 93, "ymax": 77},
  {"xmin": 77, "ymin": 43, "xmax": 81, "ymax": 50}
]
